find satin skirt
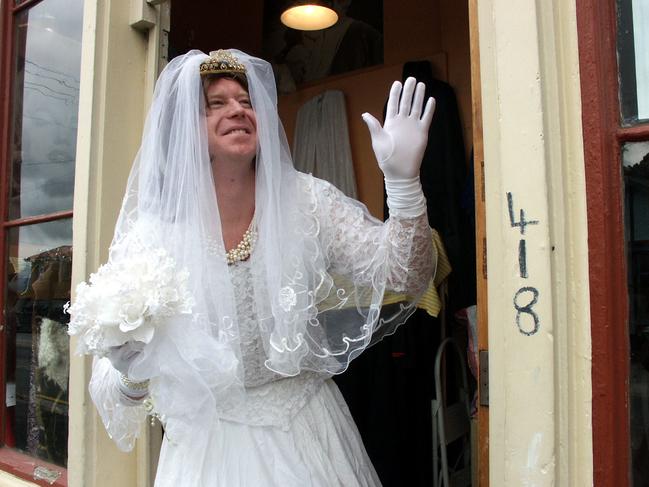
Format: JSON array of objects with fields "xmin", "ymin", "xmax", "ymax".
[{"xmin": 155, "ymin": 379, "xmax": 382, "ymax": 487}]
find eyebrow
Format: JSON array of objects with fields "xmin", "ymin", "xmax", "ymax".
[{"xmin": 206, "ymin": 92, "xmax": 250, "ymax": 101}]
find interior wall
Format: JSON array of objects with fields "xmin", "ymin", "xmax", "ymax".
[
  {"xmin": 169, "ymin": 0, "xmax": 264, "ymax": 58},
  {"xmin": 383, "ymin": 0, "xmax": 442, "ymax": 63}
]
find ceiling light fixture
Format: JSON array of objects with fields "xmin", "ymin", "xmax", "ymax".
[{"xmin": 280, "ymin": 2, "xmax": 338, "ymax": 31}]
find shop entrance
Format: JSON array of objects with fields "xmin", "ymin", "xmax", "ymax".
[{"xmin": 155, "ymin": 1, "xmax": 488, "ymax": 485}]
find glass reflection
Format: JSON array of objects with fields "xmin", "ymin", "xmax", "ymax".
[
  {"xmin": 617, "ymin": 0, "xmax": 649, "ymax": 124},
  {"xmin": 5, "ymin": 219, "xmax": 72, "ymax": 466},
  {"xmin": 9, "ymin": 0, "xmax": 83, "ymax": 219},
  {"xmin": 624, "ymin": 141, "xmax": 649, "ymax": 486}
]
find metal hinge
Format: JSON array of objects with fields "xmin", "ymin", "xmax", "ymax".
[{"xmin": 479, "ymin": 349, "xmax": 489, "ymax": 407}]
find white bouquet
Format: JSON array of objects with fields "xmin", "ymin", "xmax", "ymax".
[{"xmin": 66, "ymin": 247, "xmax": 195, "ymax": 356}]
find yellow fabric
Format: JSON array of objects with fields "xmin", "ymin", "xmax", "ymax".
[
  {"xmin": 319, "ymin": 230, "xmax": 452, "ymax": 317},
  {"xmin": 382, "ymin": 230, "xmax": 452, "ymax": 318}
]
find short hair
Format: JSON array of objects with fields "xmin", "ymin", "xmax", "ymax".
[{"xmin": 202, "ymin": 72, "xmax": 249, "ymax": 93}]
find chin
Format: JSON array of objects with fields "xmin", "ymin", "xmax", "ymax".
[
  {"xmin": 211, "ymin": 150, "xmax": 257, "ymax": 166},
  {"xmin": 234, "ymin": 147, "xmax": 257, "ymax": 162},
  {"xmin": 235, "ymin": 143, "xmax": 258, "ymax": 161}
]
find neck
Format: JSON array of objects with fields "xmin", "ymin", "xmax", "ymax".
[
  {"xmin": 212, "ymin": 157, "xmax": 256, "ymax": 249},
  {"xmin": 212, "ymin": 157, "xmax": 255, "ymax": 193}
]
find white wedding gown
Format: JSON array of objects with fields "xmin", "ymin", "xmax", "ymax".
[{"xmin": 90, "ymin": 174, "xmax": 434, "ymax": 487}]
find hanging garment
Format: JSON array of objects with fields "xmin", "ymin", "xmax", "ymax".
[{"xmin": 293, "ymin": 90, "xmax": 358, "ymax": 198}]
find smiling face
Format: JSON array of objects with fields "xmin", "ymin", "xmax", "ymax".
[{"xmin": 204, "ymin": 77, "xmax": 258, "ymax": 165}]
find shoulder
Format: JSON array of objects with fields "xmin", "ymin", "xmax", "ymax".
[
  {"xmin": 296, "ymin": 171, "xmax": 330, "ymax": 189},
  {"xmin": 297, "ymin": 171, "xmax": 342, "ymax": 194},
  {"xmin": 295, "ymin": 172, "xmax": 340, "ymax": 199}
]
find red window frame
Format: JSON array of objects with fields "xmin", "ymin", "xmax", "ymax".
[
  {"xmin": 577, "ymin": 0, "xmax": 649, "ymax": 485},
  {"xmin": 0, "ymin": 0, "xmax": 72, "ymax": 484}
]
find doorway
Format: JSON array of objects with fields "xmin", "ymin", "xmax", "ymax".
[{"xmin": 164, "ymin": 1, "xmax": 486, "ymax": 485}]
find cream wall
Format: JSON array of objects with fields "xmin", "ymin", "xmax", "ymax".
[
  {"xmin": 477, "ymin": 0, "xmax": 593, "ymax": 485},
  {"xmin": 0, "ymin": 0, "xmax": 155, "ymax": 486},
  {"xmin": 65, "ymin": 0, "xmax": 167, "ymax": 486}
]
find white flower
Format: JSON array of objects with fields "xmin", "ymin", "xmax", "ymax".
[
  {"xmin": 278, "ymin": 286, "xmax": 297, "ymax": 312},
  {"xmin": 119, "ymin": 299, "xmax": 148, "ymax": 331},
  {"xmin": 66, "ymin": 246, "xmax": 194, "ymax": 356}
]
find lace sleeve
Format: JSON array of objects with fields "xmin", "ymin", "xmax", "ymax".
[
  {"xmin": 310, "ymin": 175, "xmax": 436, "ymax": 296},
  {"xmin": 88, "ymin": 357, "xmax": 148, "ymax": 452}
]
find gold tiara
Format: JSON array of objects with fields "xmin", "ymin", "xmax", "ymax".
[{"xmin": 199, "ymin": 50, "xmax": 246, "ymax": 76}]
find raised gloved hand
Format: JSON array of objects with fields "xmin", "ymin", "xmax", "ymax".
[
  {"xmin": 362, "ymin": 77, "xmax": 435, "ymax": 218},
  {"xmin": 107, "ymin": 341, "xmax": 149, "ymax": 398}
]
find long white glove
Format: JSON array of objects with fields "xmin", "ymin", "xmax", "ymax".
[
  {"xmin": 362, "ymin": 77, "xmax": 435, "ymax": 218},
  {"xmin": 107, "ymin": 341, "xmax": 149, "ymax": 399}
]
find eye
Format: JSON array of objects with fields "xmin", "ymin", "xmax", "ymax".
[
  {"xmin": 208, "ymin": 99, "xmax": 224, "ymax": 108},
  {"xmin": 240, "ymin": 98, "xmax": 252, "ymax": 108}
]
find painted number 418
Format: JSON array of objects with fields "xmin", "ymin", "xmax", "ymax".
[{"xmin": 507, "ymin": 192, "xmax": 541, "ymax": 336}]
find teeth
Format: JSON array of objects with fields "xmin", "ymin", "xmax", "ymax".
[{"xmin": 227, "ymin": 129, "xmax": 247, "ymax": 135}]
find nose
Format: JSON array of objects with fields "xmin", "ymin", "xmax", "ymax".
[{"xmin": 227, "ymin": 99, "xmax": 246, "ymax": 118}]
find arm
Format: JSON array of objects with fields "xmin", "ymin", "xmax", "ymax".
[
  {"xmin": 89, "ymin": 357, "xmax": 148, "ymax": 452},
  {"xmin": 317, "ymin": 77, "xmax": 437, "ymax": 296},
  {"xmin": 313, "ymin": 177, "xmax": 434, "ymax": 297},
  {"xmin": 88, "ymin": 343, "xmax": 149, "ymax": 452}
]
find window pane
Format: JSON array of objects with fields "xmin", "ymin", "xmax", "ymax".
[
  {"xmin": 624, "ymin": 141, "xmax": 649, "ymax": 485},
  {"xmin": 617, "ymin": 0, "xmax": 649, "ymax": 124},
  {"xmin": 9, "ymin": 0, "xmax": 83, "ymax": 219},
  {"xmin": 5, "ymin": 219, "xmax": 72, "ymax": 467}
]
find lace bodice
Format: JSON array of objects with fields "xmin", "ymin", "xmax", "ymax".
[{"xmin": 215, "ymin": 257, "xmax": 325, "ymax": 429}]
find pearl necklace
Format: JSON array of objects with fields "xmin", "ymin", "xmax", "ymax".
[{"xmin": 226, "ymin": 225, "xmax": 257, "ymax": 265}]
